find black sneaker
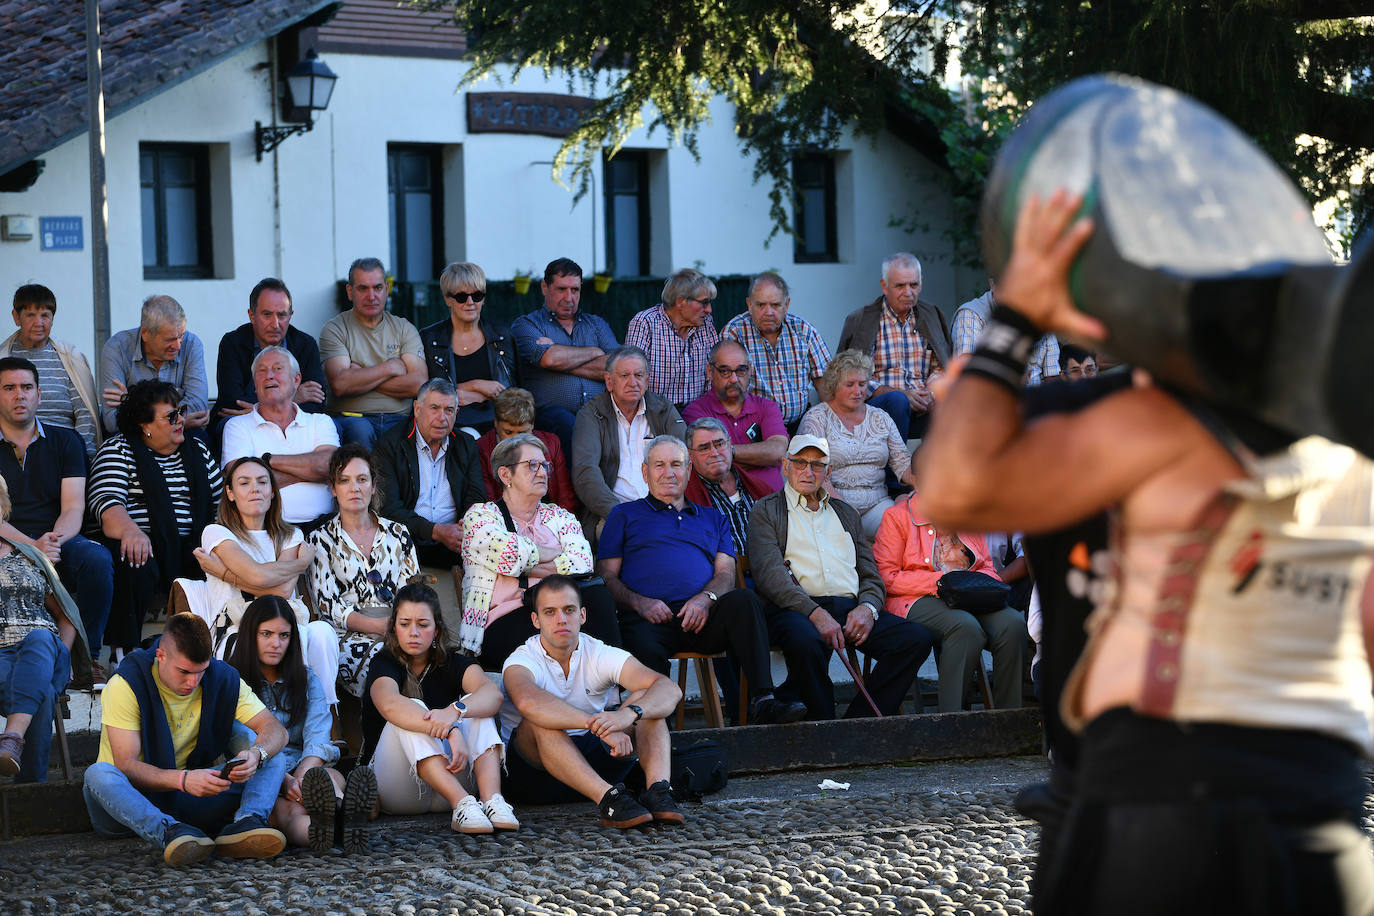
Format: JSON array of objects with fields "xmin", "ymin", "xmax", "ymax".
[
  {"xmin": 639, "ymin": 780, "xmax": 685, "ymax": 825},
  {"xmin": 214, "ymin": 814, "xmax": 286, "ymax": 859},
  {"xmin": 750, "ymin": 696, "xmax": 808, "ymax": 725},
  {"xmin": 300, "ymin": 766, "xmax": 338, "ymax": 853},
  {"xmin": 162, "ymin": 822, "xmax": 215, "ymax": 866},
  {"xmin": 341, "ymin": 765, "xmax": 378, "ymax": 855},
  {"xmin": 598, "ymin": 783, "xmax": 653, "ymax": 829}
]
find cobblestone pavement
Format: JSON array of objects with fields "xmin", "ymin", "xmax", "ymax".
[{"xmin": 3, "ymin": 757, "xmax": 1050, "ymax": 915}]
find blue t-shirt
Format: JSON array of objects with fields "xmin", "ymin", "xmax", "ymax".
[
  {"xmin": 598, "ymin": 496, "xmax": 734, "ymax": 604},
  {"xmin": 0, "ymin": 422, "xmax": 85, "ymax": 538}
]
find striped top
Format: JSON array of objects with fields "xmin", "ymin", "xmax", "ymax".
[
  {"xmin": 87, "ymin": 434, "xmax": 222, "ymax": 536},
  {"xmin": 9, "ymin": 340, "xmax": 99, "ymax": 457}
]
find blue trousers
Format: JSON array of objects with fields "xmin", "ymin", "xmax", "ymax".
[
  {"xmin": 0, "ymin": 629, "xmax": 70, "ymax": 782},
  {"xmin": 333, "ymin": 412, "xmax": 409, "ymax": 450},
  {"xmin": 56, "ymin": 534, "xmax": 114, "ymax": 655}
]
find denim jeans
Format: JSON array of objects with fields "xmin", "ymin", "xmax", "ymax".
[
  {"xmin": 0, "ymin": 629, "xmax": 70, "ymax": 782},
  {"xmin": 83, "ymin": 744, "xmax": 289, "ymax": 845},
  {"xmin": 56, "ymin": 534, "xmax": 114, "ymax": 654},
  {"xmin": 333, "ymin": 412, "xmax": 409, "ymax": 450}
]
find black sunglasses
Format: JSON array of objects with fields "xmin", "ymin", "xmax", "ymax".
[
  {"xmin": 445, "ymin": 291, "xmax": 486, "ymax": 304},
  {"xmin": 366, "ymin": 569, "xmax": 395, "ymax": 603}
]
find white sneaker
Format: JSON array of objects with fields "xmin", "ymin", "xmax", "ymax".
[
  {"xmin": 451, "ymin": 795, "xmax": 493, "ymax": 834},
  {"xmin": 482, "ymin": 794, "xmax": 520, "ymax": 830}
]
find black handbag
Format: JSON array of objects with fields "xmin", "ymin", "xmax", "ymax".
[{"xmin": 936, "ymin": 569, "xmax": 1011, "ymax": 614}]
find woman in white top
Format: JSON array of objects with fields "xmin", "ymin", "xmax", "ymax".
[
  {"xmin": 189, "ymin": 456, "xmax": 340, "ymax": 706},
  {"xmin": 797, "ymin": 348, "xmax": 913, "ymax": 538}
]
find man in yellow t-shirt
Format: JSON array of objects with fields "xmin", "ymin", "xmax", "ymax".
[{"xmin": 82, "ymin": 614, "xmax": 289, "ymax": 866}]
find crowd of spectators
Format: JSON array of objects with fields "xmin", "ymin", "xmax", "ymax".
[{"xmin": 0, "ymin": 254, "xmax": 1092, "ymax": 864}]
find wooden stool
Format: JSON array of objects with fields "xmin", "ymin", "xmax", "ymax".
[
  {"xmin": 672, "ymin": 652, "xmax": 749, "ymax": 729},
  {"xmin": 53, "ymin": 692, "xmax": 73, "ymax": 781}
]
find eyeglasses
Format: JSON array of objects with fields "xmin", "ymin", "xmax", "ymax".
[
  {"xmin": 161, "ymin": 405, "xmax": 188, "ymax": 423},
  {"xmin": 787, "ymin": 457, "xmax": 829, "ymax": 473},
  {"xmin": 711, "ymin": 363, "xmax": 751, "ymax": 378},
  {"xmin": 690, "ymin": 438, "xmax": 730, "ymax": 453},
  {"xmin": 686, "ymin": 296, "xmax": 715, "ymax": 307},
  {"xmin": 445, "ymin": 290, "xmax": 486, "ymax": 304},
  {"xmin": 366, "ymin": 570, "xmax": 395, "ymax": 603},
  {"xmin": 517, "ymin": 459, "xmax": 554, "ymax": 475}
]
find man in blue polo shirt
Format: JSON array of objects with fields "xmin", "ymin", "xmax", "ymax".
[
  {"xmin": 596, "ymin": 435, "xmax": 806, "ymax": 725},
  {"xmin": 511, "ymin": 258, "xmax": 620, "ymax": 457},
  {"xmin": 0, "ymin": 357, "xmax": 114, "ymax": 673}
]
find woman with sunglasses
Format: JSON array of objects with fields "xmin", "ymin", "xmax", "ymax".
[
  {"xmin": 459, "ymin": 433, "xmax": 619, "ymax": 669},
  {"xmin": 307, "ymin": 444, "xmax": 420, "ymax": 700},
  {"xmin": 187, "ymin": 456, "xmax": 339, "ymax": 697},
  {"xmin": 419, "ymin": 261, "xmax": 517, "ymax": 435},
  {"xmin": 227, "ymin": 596, "xmax": 377, "ymax": 853},
  {"xmin": 88, "ymin": 380, "xmax": 222, "ymax": 656}
]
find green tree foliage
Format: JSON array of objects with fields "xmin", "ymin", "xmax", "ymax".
[{"xmin": 412, "ymin": 0, "xmax": 1374, "ymax": 258}]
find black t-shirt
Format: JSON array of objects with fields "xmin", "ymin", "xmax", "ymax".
[
  {"xmin": 0, "ymin": 424, "xmax": 85, "ymax": 538},
  {"xmin": 360, "ymin": 649, "xmax": 483, "ymax": 761},
  {"xmin": 451, "ymin": 348, "xmax": 497, "ymax": 429}
]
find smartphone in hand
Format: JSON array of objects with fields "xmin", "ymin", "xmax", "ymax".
[{"xmin": 218, "ymin": 758, "xmax": 246, "ymax": 780}]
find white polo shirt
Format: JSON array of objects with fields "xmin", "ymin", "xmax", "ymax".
[
  {"xmin": 499, "ymin": 633, "xmax": 630, "ymax": 742},
  {"xmin": 221, "ymin": 405, "xmax": 339, "ymax": 523}
]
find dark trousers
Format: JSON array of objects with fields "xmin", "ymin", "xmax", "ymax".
[
  {"xmin": 415, "ymin": 541, "xmax": 462, "ymax": 569},
  {"xmin": 764, "ymin": 597, "xmax": 932, "ymax": 719},
  {"xmin": 104, "ymin": 539, "xmax": 200, "ymax": 650},
  {"xmin": 618, "ymin": 588, "xmax": 775, "ymax": 696},
  {"xmin": 478, "ymin": 583, "xmax": 621, "ymax": 671},
  {"xmin": 534, "ymin": 406, "xmax": 577, "ymax": 465},
  {"xmin": 55, "ymin": 534, "xmax": 114, "ymax": 654}
]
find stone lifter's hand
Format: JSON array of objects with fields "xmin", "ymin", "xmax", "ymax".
[{"xmin": 997, "ymin": 190, "xmax": 1106, "ymax": 342}]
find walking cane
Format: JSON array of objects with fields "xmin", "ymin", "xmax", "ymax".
[{"xmin": 784, "ymin": 560, "xmax": 884, "ymax": 718}]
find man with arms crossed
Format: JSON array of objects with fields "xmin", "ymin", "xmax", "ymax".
[{"xmin": 501, "ymin": 575, "xmax": 684, "ymax": 828}]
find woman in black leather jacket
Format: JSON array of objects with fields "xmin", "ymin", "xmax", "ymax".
[{"xmin": 419, "ymin": 262, "xmax": 518, "ymax": 435}]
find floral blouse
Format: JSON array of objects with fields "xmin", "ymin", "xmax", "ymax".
[
  {"xmin": 307, "ymin": 513, "xmax": 419, "ymax": 638},
  {"xmin": 797, "ymin": 402, "xmax": 909, "ymax": 514},
  {"xmin": 457, "ymin": 500, "xmax": 591, "ymax": 653}
]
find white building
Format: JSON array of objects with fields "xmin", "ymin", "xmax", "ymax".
[{"xmin": 0, "ymin": 0, "xmax": 971, "ymax": 384}]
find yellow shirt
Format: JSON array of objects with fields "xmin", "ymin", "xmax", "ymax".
[
  {"xmin": 783, "ymin": 482, "xmax": 859, "ymax": 600},
  {"xmin": 97, "ymin": 665, "xmax": 266, "ymax": 769}
]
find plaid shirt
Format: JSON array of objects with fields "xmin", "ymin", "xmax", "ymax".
[
  {"xmin": 625, "ymin": 305, "xmax": 719, "ymax": 406},
  {"xmin": 869, "ymin": 299, "xmax": 939, "ymax": 394},
  {"xmin": 951, "ymin": 292, "xmax": 1060, "ymax": 385},
  {"xmin": 698, "ymin": 469, "xmax": 756, "ymax": 556},
  {"xmin": 722, "ymin": 312, "xmax": 831, "ymax": 425}
]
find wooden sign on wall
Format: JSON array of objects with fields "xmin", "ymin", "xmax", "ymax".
[{"xmin": 466, "ymin": 92, "xmax": 594, "ymax": 138}]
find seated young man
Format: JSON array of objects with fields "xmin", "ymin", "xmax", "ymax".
[
  {"xmin": 82, "ymin": 613, "xmax": 291, "ymax": 866},
  {"xmin": 500, "ymin": 575, "xmax": 684, "ymax": 829}
]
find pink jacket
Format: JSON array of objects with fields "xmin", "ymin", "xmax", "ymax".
[{"xmin": 872, "ymin": 492, "xmax": 1002, "ymax": 617}]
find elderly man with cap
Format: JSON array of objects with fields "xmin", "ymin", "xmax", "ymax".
[{"xmin": 747, "ymin": 434, "xmax": 932, "ymax": 719}]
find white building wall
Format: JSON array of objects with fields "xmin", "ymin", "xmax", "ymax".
[{"xmin": 0, "ymin": 39, "xmax": 968, "ymax": 397}]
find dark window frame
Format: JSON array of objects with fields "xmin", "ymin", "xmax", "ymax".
[
  {"xmin": 792, "ymin": 153, "xmax": 838, "ymax": 264},
  {"xmin": 387, "ymin": 144, "xmax": 445, "ymax": 283},
  {"xmin": 140, "ymin": 143, "xmax": 213, "ymax": 280},
  {"xmin": 604, "ymin": 150, "xmax": 651, "ymax": 277}
]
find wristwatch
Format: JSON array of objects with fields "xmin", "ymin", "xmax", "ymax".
[
  {"xmin": 626, "ymin": 704, "xmax": 644, "ymax": 723},
  {"xmin": 703, "ymin": 590, "xmax": 719, "ymax": 604},
  {"xmin": 451, "ymin": 699, "xmax": 467, "ymax": 720},
  {"xmin": 252, "ymin": 744, "xmax": 270, "ymax": 766},
  {"xmin": 867, "ymin": 604, "xmax": 879, "ymax": 624}
]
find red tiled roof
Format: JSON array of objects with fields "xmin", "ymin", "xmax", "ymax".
[{"xmin": 0, "ymin": 0, "xmax": 339, "ymax": 176}]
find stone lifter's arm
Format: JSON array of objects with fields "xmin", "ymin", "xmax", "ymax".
[{"xmin": 922, "ymin": 191, "xmax": 1223, "ymax": 535}]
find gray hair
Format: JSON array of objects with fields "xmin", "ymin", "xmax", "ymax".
[
  {"xmin": 347, "ymin": 257, "xmax": 386, "ymax": 284},
  {"xmin": 140, "ymin": 295, "xmax": 185, "ymax": 334},
  {"xmin": 818, "ymin": 348, "xmax": 874, "ymax": 400},
  {"xmin": 439, "ymin": 262, "xmax": 486, "ymax": 295},
  {"xmin": 661, "ymin": 268, "xmax": 716, "ymax": 308},
  {"xmin": 747, "ymin": 271, "xmax": 789, "ymax": 300},
  {"xmin": 881, "ymin": 252, "xmax": 922, "ymax": 285},
  {"xmin": 491, "ymin": 433, "xmax": 548, "ymax": 486},
  {"xmin": 605, "ymin": 345, "xmax": 649, "ymax": 377},
  {"xmin": 416, "ymin": 377, "xmax": 458, "ymax": 403},
  {"xmin": 643, "ymin": 434, "xmax": 688, "ymax": 467},
  {"xmin": 686, "ymin": 417, "xmax": 730, "ymax": 449},
  {"xmin": 250, "ymin": 345, "xmax": 300, "ymax": 378}
]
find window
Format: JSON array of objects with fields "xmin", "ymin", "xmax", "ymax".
[
  {"xmin": 140, "ymin": 144, "xmax": 213, "ymax": 279},
  {"xmin": 793, "ymin": 154, "xmax": 838, "ymax": 263},
  {"xmin": 604, "ymin": 151, "xmax": 650, "ymax": 277},
  {"xmin": 388, "ymin": 145, "xmax": 444, "ymax": 283}
]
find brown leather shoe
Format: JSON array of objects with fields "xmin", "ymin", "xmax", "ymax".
[{"xmin": 0, "ymin": 731, "xmax": 25, "ymax": 776}]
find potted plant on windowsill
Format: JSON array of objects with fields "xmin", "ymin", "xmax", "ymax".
[
  {"xmin": 512, "ymin": 268, "xmax": 534, "ymax": 295},
  {"xmin": 592, "ymin": 272, "xmax": 612, "ymax": 293}
]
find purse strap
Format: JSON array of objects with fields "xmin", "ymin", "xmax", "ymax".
[{"xmin": 496, "ymin": 499, "xmax": 530, "ymax": 590}]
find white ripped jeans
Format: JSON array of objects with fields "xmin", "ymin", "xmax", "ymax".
[{"xmin": 370, "ymin": 698, "xmax": 503, "ymax": 815}]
